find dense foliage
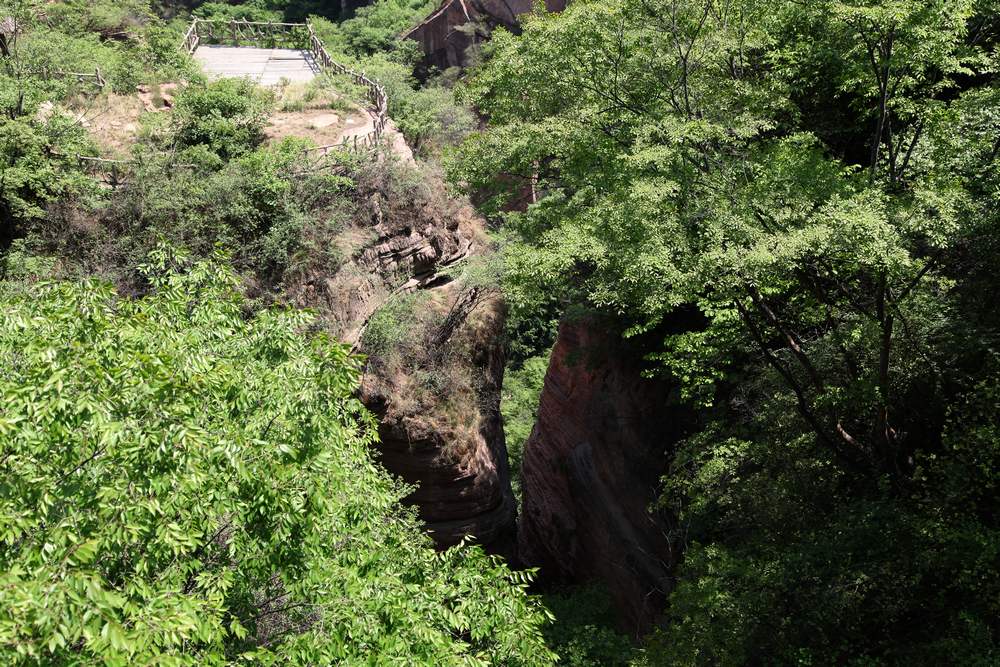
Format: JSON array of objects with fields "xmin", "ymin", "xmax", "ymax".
[
  {"xmin": 0, "ymin": 113, "xmax": 95, "ymax": 242},
  {"xmin": 539, "ymin": 585, "xmax": 638, "ymax": 667},
  {"xmin": 9, "ymin": 0, "xmax": 1000, "ymax": 662},
  {"xmin": 0, "ymin": 251, "xmax": 555, "ymax": 665},
  {"xmin": 0, "ymin": 1, "xmax": 561, "ymax": 663},
  {"xmin": 455, "ymin": 0, "xmax": 1000, "ymax": 662},
  {"xmin": 500, "ymin": 353, "xmax": 548, "ymax": 505},
  {"xmin": 2, "ymin": 0, "xmax": 196, "ymax": 95},
  {"xmin": 171, "ymin": 78, "xmax": 273, "ymax": 159}
]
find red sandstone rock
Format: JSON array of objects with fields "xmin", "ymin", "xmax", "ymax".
[
  {"xmin": 362, "ymin": 297, "xmax": 518, "ymax": 557},
  {"xmin": 518, "ymin": 316, "xmax": 689, "ymax": 636},
  {"xmin": 403, "ymin": 0, "xmax": 567, "ymax": 70},
  {"xmin": 281, "ymin": 171, "xmax": 514, "ymax": 556}
]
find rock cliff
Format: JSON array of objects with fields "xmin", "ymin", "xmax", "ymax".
[
  {"xmin": 518, "ymin": 316, "xmax": 690, "ymax": 635},
  {"xmin": 362, "ymin": 296, "xmax": 518, "ymax": 556},
  {"xmin": 302, "ymin": 217, "xmax": 472, "ymax": 345},
  {"xmin": 283, "ymin": 167, "xmax": 516, "ymax": 555},
  {"xmin": 403, "ymin": 0, "xmax": 567, "ymax": 70}
]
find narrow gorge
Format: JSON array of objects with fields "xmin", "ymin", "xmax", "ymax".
[{"xmin": 3, "ymin": 0, "xmax": 999, "ymax": 663}]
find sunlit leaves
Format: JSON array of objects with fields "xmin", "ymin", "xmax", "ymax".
[
  {"xmin": 0, "ymin": 252, "xmax": 555, "ymax": 665},
  {"xmin": 454, "ymin": 1, "xmax": 1000, "ymax": 659}
]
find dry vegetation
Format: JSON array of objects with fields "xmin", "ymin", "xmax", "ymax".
[
  {"xmin": 360, "ymin": 283, "xmax": 505, "ymax": 463},
  {"xmin": 265, "ymin": 77, "xmax": 370, "ymax": 148}
]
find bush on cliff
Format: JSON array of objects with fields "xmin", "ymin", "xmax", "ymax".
[{"xmin": 0, "ymin": 249, "xmax": 557, "ymax": 665}]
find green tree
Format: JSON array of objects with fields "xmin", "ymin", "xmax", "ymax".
[
  {"xmin": 171, "ymin": 79, "xmax": 274, "ymax": 159},
  {"xmin": 455, "ymin": 0, "xmax": 990, "ymax": 488},
  {"xmin": 454, "ymin": 0, "xmax": 1000, "ymax": 660},
  {"xmin": 0, "ymin": 113, "xmax": 94, "ymax": 244},
  {"xmin": 0, "ymin": 248, "xmax": 557, "ymax": 665},
  {"xmin": 501, "ymin": 353, "xmax": 549, "ymax": 505}
]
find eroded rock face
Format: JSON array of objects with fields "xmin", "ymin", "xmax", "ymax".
[
  {"xmin": 403, "ymin": 0, "xmax": 567, "ymax": 70},
  {"xmin": 361, "ymin": 297, "xmax": 518, "ymax": 557},
  {"xmin": 519, "ymin": 316, "xmax": 690, "ymax": 635},
  {"xmin": 282, "ymin": 178, "xmax": 514, "ymax": 555},
  {"xmin": 287, "ymin": 214, "xmax": 474, "ymax": 345}
]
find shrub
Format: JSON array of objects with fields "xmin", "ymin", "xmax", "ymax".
[
  {"xmin": 0, "ymin": 239, "xmax": 56, "ymax": 281},
  {"xmin": 91, "ymin": 139, "xmax": 333, "ymax": 286},
  {"xmin": 541, "ymin": 585, "xmax": 638, "ymax": 667},
  {"xmin": 16, "ymin": 28, "xmax": 120, "ymax": 87},
  {"xmin": 192, "ymin": 2, "xmax": 282, "ymax": 22},
  {"xmin": 501, "ymin": 353, "xmax": 550, "ymax": 505},
  {"xmin": 44, "ymin": 0, "xmax": 152, "ymax": 38},
  {"xmin": 11, "ymin": 6, "xmax": 196, "ymax": 95},
  {"xmin": 353, "ymin": 53, "xmax": 477, "ymax": 156},
  {"xmin": 172, "ymin": 79, "xmax": 274, "ymax": 159},
  {"xmin": 0, "ymin": 250, "xmax": 557, "ymax": 665},
  {"xmin": 106, "ymin": 45, "xmax": 144, "ymax": 93},
  {"xmin": 0, "ymin": 113, "xmax": 95, "ymax": 240},
  {"xmin": 141, "ymin": 22, "xmax": 197, "ymax": 79},
  {"xmin": 362, "ymin": 291, "xmax": 428, "ymax": 357},
  {"xmin": 339, "ymin": 0, "xmax": 437, "ymax": 55}
]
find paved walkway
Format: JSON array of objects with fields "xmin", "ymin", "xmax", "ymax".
[{"xmin": 194, "ymin": 46, "xmax": 319, "ymax": 86}]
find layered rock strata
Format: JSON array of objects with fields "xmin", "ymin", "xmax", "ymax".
[
  {"xmin": 284, "ymin": 188, "xmax": 514, "ymax": 555},
  {"xmin": 363, "ymin": 297, "xmax": 517, "ymax": 557}
]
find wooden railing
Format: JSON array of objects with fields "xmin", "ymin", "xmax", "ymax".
[
  {"xmin": 180, "ymin": 19, "xmax": 390, "ymax": 154},
  {"xmin": 181, "ymin": 20, "xmax": 200, "ymax": 55},
  {"xmin": 76, "ymin": 155, "xmax": 127, "ymax": 187},
  {"xmin": 26, "ymin": 67, "xmax": 106, "ymax": 88},
  {"xmin": 182, "ymin": 19, "xmax": 311, "ymax": 52},
  {"xmin": 75, "ymin": 156, "xmax": 193, "ymax": 187},
  {"xmin": 305, "ymin": 24, "xmax": 388, "ymax": 150}
]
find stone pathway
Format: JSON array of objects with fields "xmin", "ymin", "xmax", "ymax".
[{"xmin": 194, "ymin": 46, "xmax": 319, "ymax": 86}]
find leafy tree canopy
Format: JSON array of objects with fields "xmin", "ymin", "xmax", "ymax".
[
  {"xmin": 0, "ymin": 249, "xmax": 556, "ymax": 665},
  {"xmin": 454, "ymin": 0, "xmax": 1000, "ymax": 661}
]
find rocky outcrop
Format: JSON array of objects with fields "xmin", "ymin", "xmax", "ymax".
[
  {"xmin": 283, "ymin": 170, "xmax": 514, "ymax": 555},
  {"xmin": 403, "ymin": 0, "xmax": 567, "ymax": 70},
  {"xmin": 362, "ymin": 297, "xmax": 517, "ymax": 556},
  {"xmin": 287, "ymin": 209, "xmax": 474, "ymax": 346},
  {"xmin": 518, "ymin": 316, "xmax": 691, "ymax": 636}
]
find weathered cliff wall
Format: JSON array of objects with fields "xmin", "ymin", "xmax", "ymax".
[
  {"xmin": 362, "ymin": 296, "xmax": 518, "ymax": 556},
  {"xmin": 518, "ymin": 316, "xmax": 689, "ymax": 635},
  {"xmin": 403, "ymin": 0, "xmax": 567, "ymax": 70},
  {"xmin": 283, "ymin": 170, "xmax": 516, "ymax": 555}
]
